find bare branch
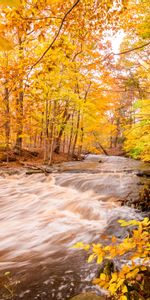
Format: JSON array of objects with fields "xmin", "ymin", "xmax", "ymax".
[
  {"xmin": 72, "ymin": 44, "xmax": 83, "ymax": 62},
  {"xmin": 30, "ymin": 0, "xmax": 81, "ymax": 70},
  {"xmin": 113, "ymin": 41, "xmax": 150, "ymax": 56},
  {"xmin": 102, "ymin": 41, "xmax": 150, "ymax": 62}
]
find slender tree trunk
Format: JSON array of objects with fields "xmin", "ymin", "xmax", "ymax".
[
  {"xmin": 67, "ymin": 111, "xmax": 74, "ymax": 159},
  {"xmin": 62, "ymin": 133, "xmax": 65, "ymax": 153},
  {"xmin": 78, "ymin": 114, "xmax": 84, "ymax": 159},
  {"xmin": 110, "ymin": 136, "xmax": 113, "ymax": 148},
  {"xmin": 34, "ymin": 133, "xmax": 37, "ymax": 148},
  {"xmin": 44, "ymin": 97, "xmax": 49, "ymax": 162},
  {"xmin": 40, "ymin": 112, "xmax": 44, "ymax": 147},
  {"xmin": 76, "ymin": 82, "xmax": 91, "ymax": 158},
  {"xmin": 4, "ymin": 82, "xmax": 10, "ymax": 162},
  {"xmin": 114, "ymin": 117, "xmax": 120, "ymax": 148},
  {"xmin": 48, "ymin": 100, "xmax": 56, "ymax": 165},
  {"xmin": 48, "ymin": 127, "xmax": 54, "ymax": 165},
  {"xmin": 109, "ymin": 117, "xmax": 114, "ymax": 148},
  {"xmin": 15, "ymin": 36, "xmax": 24, "ymax": 155},
  {"xmin": 93, "ymin": 132, "xmax": 109, "ymax": 155},
  {"xmin": 54, "ymin": 114, "xmax": 70, "ymax": 154},
  {"xmin": 54, "ymin": 103, "xmax": 70, "ymax": 154},
  {"xmin": 72, "ymin": 110, "xmax": 80, "ymax": 158},
  {"xmin": 97, "ymin": 142, "xmax": 109, "ymax": 155},
  {"xmin": 15, "ymin": 87, "xmax": 23, "ymax": 154}
]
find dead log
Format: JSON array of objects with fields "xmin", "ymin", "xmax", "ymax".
[{"xmin": 20, "ymin": 162, "xmax": 53, "ymax": 175}]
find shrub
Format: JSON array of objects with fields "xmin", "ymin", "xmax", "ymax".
[{"xmin": 73, "ymin": 218, "xmax": 150, "ymax": 300}]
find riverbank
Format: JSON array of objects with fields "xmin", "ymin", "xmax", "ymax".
[
  {"xmin": 0, "ymin": 149, "xmax": 74, "ymax": 167},
  {"xmin": 0, "ymin": 145, "xmax": 126, "ymax": 169}
]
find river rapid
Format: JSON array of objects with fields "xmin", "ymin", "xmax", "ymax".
[{"xmin": 0, "ymin": 155, "xmax": 149, "ymax": 300}]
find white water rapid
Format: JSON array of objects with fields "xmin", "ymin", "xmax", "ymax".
[{"xmin": 0, "ymin": 155, "xmax": 147, "ymax": 300}]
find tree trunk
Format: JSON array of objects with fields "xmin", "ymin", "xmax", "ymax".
[
  {"xmin": 93, "ymin": 132, "xmax": 109, "ymax": 155},
  {"xmin": 48, "ymin": 100, "xmax": 56, "ymax": 165},
  {"xmin": 44, "ymin": 97, "xmax": 49, "ymax": 162},
  {"xmin": 4, "ymin": 82, "xmax": 10, "ymax": 162},
  {"xmin": 15, "ymin": 35, "xmax": 24, "ymax": 155},
  {"xmin": 72, "ymin": 110, "xmax": 80, "ymax": 158},
  {"xmin": 54, "ymin": 103, "xmax": 70, "ymax": 154},
  {"xmin": 77, "ymin": 82, "xmax": 91, "ymax": 158},
  {"xmin": 40, "ymin": 112, "xmax": 44, "ymax": 147},
  {"xmin": 114, "ymin": 117, "xmax": 120, "ymax": 148},
  {"xmin": 15, "ymin": 88, "xmax": 23, "ymax": 154},
  {"xmin": 97, "ymin": 142, "xmax": 109, "ymax": 155},
  {"xmin": 67, "ymin": 111, "xmax": 74, "ymax": 159},
  {"xmin": 78, "ymin": 113, "xmax": 84, "ymax": 159}
]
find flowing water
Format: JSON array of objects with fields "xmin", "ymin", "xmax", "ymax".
[{"xmin": 0, "ymin": 155, "xmax": 148, "ymax": 300}]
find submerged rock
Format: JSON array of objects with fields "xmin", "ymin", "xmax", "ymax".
[
  {"xmin": 70, "ymin": 292, "xmax": 104, "ymax": 300},
  {"xmin": 136, "ymin": 170, "xmax": 150, "ymax": 177}
]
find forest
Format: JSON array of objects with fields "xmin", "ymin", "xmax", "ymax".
[
  {"xmin": 0, "ymin": 0, "xmax": 149, "ymax": 164},
  {"xmin": 0, "ymin": 1, "xmax": 150, "ymax": 300}
]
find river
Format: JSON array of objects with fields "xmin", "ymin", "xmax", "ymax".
[{"xmin": 0, "ymin": 155, "xmax": 149, "ymax": 300}]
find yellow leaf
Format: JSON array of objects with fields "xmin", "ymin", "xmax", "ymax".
[
  {"xmin": 97, "ymin": 255, "xmax": 103, "ymax": 264},
  {"xmin": 118, "ymin": 219, "xmax": 125, "ymax": 223},
  {"xmin": 126, "ymin": 268, "xmax": 139, "ymax": 279},
  {"xmin": 142, "ymin": 217, "xmax": 150, "ymax": 227},
  {"xmin": 100, "ymin": 273, "xmax": 106, "ymax": 280},
  {"xmin": 128, "ymin": 220, "xmax": 139, "ymax": 226},
  {"xmin": 88, "ymin": 254, "xmax": 95, "ymax": 263},
  {"xmin": 104, "ymin": 245, "xmax": 111, "ymax": 251},
  {"xmin": 110, "ymin": 272, "xmax": 118, "ymax": 282},
  {"xmin": 116, "ymin": 278, "xmax": 124, "ymax": 288},
  {"xmin": 122, "ymin": 284, "xmax": 128, "ymax": 294},
  {"xmin": 0, "ymin": 36, "xmax": 13, "ymax": 51},
  {"xmin": 120, "ymin": 296, "xmax": 128, "ymax": 300},
  {"xmin": 108, "ymin": 283, "xmax": 117, "ymax": 294},
  {"xmin": 0, "ymin": 0, "xmax": 20, "ymax": 7},
  {"xmin": 112, "ymin": 236, "xmax": 117, "ymax": 243},
  {"xmin": 84, "ymin": 244, "xmax": 90, "ymax": 251},
  {"xmin": 118, "ymin": 219, "xmax": 140, "ymax": 227},
  {"xmin": 118, "ymin": 220, "xmax": 129, "ymax": 226},
  {"xmin": 72, "ymin": 242, "xmax": 89, "ymax": 250}
]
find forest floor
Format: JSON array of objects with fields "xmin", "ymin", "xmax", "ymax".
[
  {"xmin": 0, "ymin": 148, "xmax": 73, "ymax": 170},
  {"xmin": 0, "ymin": 146, "xmax": 125, "ymax": 170}
]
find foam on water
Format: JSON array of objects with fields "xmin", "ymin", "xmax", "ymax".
[{"xmin": 0, "ymin": 155, "xmax": 144, "ymax": 299}]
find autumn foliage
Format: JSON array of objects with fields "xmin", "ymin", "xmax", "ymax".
[
  {"xmin": 0, "ymin": 0, "xmax": 150, "ymax": 162},
  {"xmin": 73, "ymin": 218, "xmax": 150, "ymax": 300}
]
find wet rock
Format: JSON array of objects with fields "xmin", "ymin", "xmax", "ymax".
[
  {"xmin": 0, "ymin": 169, "xmax": 21, "ymax": 176},
  {"xmin": 136, "ymin": 182, "xmax": 144, "ymax": 186},
  {"xmin": 98, "ymin": 159, "xmax": 102, "ymax": 163},
  {"xmin": 132, "ymin": 183, "xmax": 150, "ymax": 211},
  {"xmin": 96, "ymin": 259, "xmax": 115, "ymax": 278},
  {"xmin": 136, "ymin": 170, "xmax": 150, "ymax": 178},
  {"xmin": 70, "ymin": 292, "xmax": 104, "ymax": 300},
  {"xmin": 25, "ymin": 165, "xmax": 53, "ymax": 175}
]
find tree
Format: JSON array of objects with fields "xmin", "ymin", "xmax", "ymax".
[{"xmin": 0, "ymin": 0, "xmax": 149, "ymax": 162}]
